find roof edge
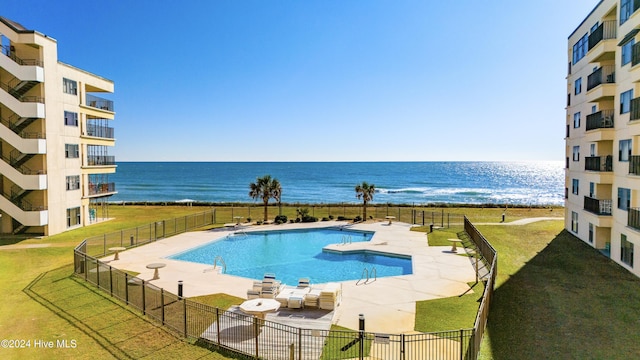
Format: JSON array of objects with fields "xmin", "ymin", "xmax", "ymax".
[{"xmin": 568, "ymin": 0, "xmax": 606, "ymax": 39}]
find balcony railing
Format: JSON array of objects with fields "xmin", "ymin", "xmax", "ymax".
[
  {"xmin": 0, "ymin": 80, "xmax": 44, "ymax": 103},
  {"xmin": 630, "ymin": 155, "xmax": 640, "ymax": 175},
  {"xmin": 86, "ymin": 123, "xmax": 114, "ymax": 139},
  {"xmin": 587, "ymin": 65, "xmax": 615, "ymax": 91},
  {"xmin": 585, "ymin": 155, "xmax": 613, "ymax": 172},
  {"xmin": 584, "ymin": 196, "xmax": 612, "ymax": 215},
  {"xmin": 88, "ymin": 182, "xmax": 116, "ymax": 196},
  {"xmin": 629, "ymin": 208, "xmax": 640, "ymax": 231},
  {"xmin": 86, "ymin": 94, "xmax": 114, "ymax": 112},
  {"xmin": 586, "ymin": 109, "xmax": 614, "ymax": 130},
  {"xmin": 631, "ymin": 97, "xmax": 640, "ymax": 121},
  {"xmin": 86, "ymin": 155, "xmax": 116, "ymax": 166},
  {"xmin": 588, "ymin": 20, "xmax": 617, "ymax": 50},
  {"xmin": 0, "ymin": 45, "xmax": 44, "ymax": 67}
]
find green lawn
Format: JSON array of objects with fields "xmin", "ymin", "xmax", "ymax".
[{"xmin": 476, "ymin": 221, "xmax": 640, "ymax": 359}]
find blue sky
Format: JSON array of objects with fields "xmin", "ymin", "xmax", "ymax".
[{"xmin": 4, "ymin": 1, "xmax": 597, "ymax": 161}]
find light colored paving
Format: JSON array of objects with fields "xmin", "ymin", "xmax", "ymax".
[
  {"xmin": 103, "ymin": 220, "xmax": 477, "ymax": 334},
  {"xmin": 474, "ymin": 216, "xmax": 563, "ymax": 226}
]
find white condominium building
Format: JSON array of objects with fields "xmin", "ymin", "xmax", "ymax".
[
  {"xmin": 0, "ymin": 16, "xmax": 116, "ymax": 236},
  {"xmin": 566, "ymin": 0, "xmax": 640, "ymax": 277}
]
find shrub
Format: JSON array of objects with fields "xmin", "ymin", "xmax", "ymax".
[
  {"xmin": 274, "ymin": 215, "xmax": 287, "ymax": 224},
  {"xmin": 328, "ymin": 215, "xmax": 334, "ymax": 220},
  {"xmin": 301, "ymin": 215, "xmax": 318, "ymax": 223},
  {"xmin": 256, "ymin": 220, "xmax": 263, "ymax": 225},
  {"xmin": 354, "ymin": 215, "xmax": 362, "ymax": 222},
  {"xmin": 322, "ymin": 217, "xmax": 330, "ymax": 221},
  {"xmin": 337, "ymin": 216, "xmax": 353, "ymax": 221}
]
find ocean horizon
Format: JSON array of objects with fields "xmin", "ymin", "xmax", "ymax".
[{"xmin": 109, "ymin": 161, "xmax": 564, "ymax": 206}]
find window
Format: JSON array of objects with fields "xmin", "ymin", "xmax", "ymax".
[
  {"xmin": 572, "ymin": 33, "xmax": 588, "ymax": 64},
  {"xmin": 619, "ymin": 139, "xmax": 632, "ymax": 161},
  {"xmin": 618, "ymin": 188, "xmax": 631, "ymax": 211},
  {"xmin": 622, "ymin": 39, "xmax": 635, "ymax": 66},
  {"xmin": 572, "ymin": 179, "xmax": 579, "ymax": 195},
  {"xmin": 66, "ymin": 175, "xmax": 80, "ymax": 190},
  {"xmin": 621, "ymin": 0, "xmax": 633, "ymax": 25},
  {"xmin": 590, "ymin": 182, "xmax": 595, "ymax": 197},
  {"xmin": 574, "ymin": 78, "xmax": 582, "ymax": 95},
  {"xmin": 65, "ymin": 144, "xmax": 79, "ymax": 159},
  {"xmin": 573, "ymin": 146, "xmax": 580, "ymax": 161},
  {"xmin": 63, "ymin": 78, "xmax": 77, "ymax": 95},
  {"xmin": 571, "ymin": 211, "xmax": 579, "ymax": 233},
  {"xmin": 64, "ymin": 111, "xmax": 78, "ymax": 126},
  {"xmin": 573, "ymin": 112, "xmax": 581, "ymax": 128},
  {"xmin": 590, "ymin": 144, "xmax": 596, "ymax": 157},
  {"xmin": 592, "ymin": 105, "xmax": 597, "ymax": 114},
  {"xmin": 66, "ymin": 207, "xmax": 81, "ymax": 228},
  {"xmin": 621, "ymin": 89, "xmax": 633, "ymax": 114},
  {"xmin": 588, "ymin": 223, "xmax": 594, "ymax": 244},
  {"xmin": 621, "ymin": 234, "xmax": 634, "ymax": 268}
]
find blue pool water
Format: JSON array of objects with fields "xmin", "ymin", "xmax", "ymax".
[{"xmin": 168, "ymin": 228, "xmax": 413, "ymax": 285}]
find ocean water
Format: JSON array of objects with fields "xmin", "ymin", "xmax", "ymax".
[{"xmin": 110, "ymin": 161, "xmax": 564, "ymax": 206}]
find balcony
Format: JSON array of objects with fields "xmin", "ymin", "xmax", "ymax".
[
  {"xmin": 0, "ymin": 46, "xmax": 43, "ymax": 67},
  {"xmin": 588, "ymin": 21, "xmax": 617, "ymax": 63},
  {"xmin": 86, "ymin": 123, "xmax": 114, "ymax": 139},
  {"xmin": 88, "ymin": 182, "xmax": 116, "ymax": 196},
  {"xmin": 86, "ymin": 155, "xmax": 116, "ymax": 166},
  {"xmin": 628, "ymin": 208, "xmax": 640, "ymax": 231},
  {"xmin": 85, "ymin": 94, "xmax": 114, "ymax": 112},
  {"xmin": 587, "ymin": 65, "xmax": 615, "ymax": 91},
  {"xmin": 586, "ymin": 110, "xmax": 614, "ymax": 131},
  {"xmin": 584, "ymin": 196, "xmax": 612, "ymax": 215},
  {"xmin": 585, "ymin": 156, "xmax": 613, "ymax": 172},
  {"xmin": 589, "ymin": 21, "xmax": 617, "ymax": 50},
  {"xmin": 629, "ymin": 155, "xmax": 640, "ymax": 175}
]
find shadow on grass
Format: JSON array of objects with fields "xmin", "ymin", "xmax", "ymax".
[
  {"xmin": 22, "ymin": 264, "xmax": 237, "ymax": 360},
  {"xmin": 486, "ymin": 230, "xmax": 640, "ymax": 359}
]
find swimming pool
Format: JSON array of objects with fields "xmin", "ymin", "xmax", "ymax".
[{"xmin": 168, "ymin": 228, "xmax": 412, "ymax": 285}]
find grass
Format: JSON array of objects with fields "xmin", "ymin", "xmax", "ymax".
[
  {"xmin": 476, "ymin": 221, "xmax": 640, "ymax": 359},
  {"xmin": 415, "ymin": 282, "xmax": 485, "ymax": 332}
]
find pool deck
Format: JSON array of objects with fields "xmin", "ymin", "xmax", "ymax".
[{"xmin": 103, "ymin": 220, "xmax": 477, "ymax": 334}]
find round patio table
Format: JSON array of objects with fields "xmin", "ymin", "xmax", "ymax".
[
  {"xmin": 146, "ymin": 263, "xmax": 166, "ymax": 280},
  {"xmin": 109, "ymin": 247, "xmax": 126, "ymax": 261},
  {"xmin": 448, "ymin": 239, "xmax": 463, "ymax": 253},
  {"xmin": 239, "ymin": 298, "xmax": 281, "ymax": 320}
]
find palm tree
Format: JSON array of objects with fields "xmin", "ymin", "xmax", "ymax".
[
  {"xmin": 249, "ymin": 175, "xmax": 282, "ymax": 222},
  {"xmin": 355, "ymin": 181, "xmax": 375, "ymax": 221}
]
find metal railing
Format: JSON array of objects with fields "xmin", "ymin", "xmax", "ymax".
[
  {"xmin": 86, "ymin": 123, "xmax": 114, "ymax": 139},
  {"xmin": 86, "ymin": 155, "xmax": 116, "ymax": 166},
  {"xmin": 0, "ymin": 79, "xmax": 44, "ymax": 103},
  {"xmin": 588, "ymin": 20, "xmax": 617, "ymax": 51},
  {"xmin": 586, "ymin": 65, "xmax": 615, "ymax": 91},
  {"xmin": 584, "ymin": 196, "xmax": 612, "ymax": 215},
  {"xmin": 74, "ymin": 211, "xmax": 496, "ymax": 359},
  {"xmin": 628, "ymin": 208, "xmax": 640, "ymax": 231},
  {"xmin": 585, "ymin": 109, "xmax": 614, "ymax": 131},
  {"xmin": 86, "ymin": 94, "xmax": 114, "ymax": 112},
  {"xmin": 630, "ymin": 155, "xmax": 640, "ymax": 175},
  {"xmin": 88, "ymin": 182, "xmax": 116, "ymax": 196},
  {"xmin": 585, "ymin": 155, "xmax": 613, "ymax": 172},
  {"xmin": 0, "ymin": 45, "xmax": 44, "ymax": 67}
]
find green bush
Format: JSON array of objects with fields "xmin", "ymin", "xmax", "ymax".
[
  {"xmin": 354, "ymin": 215, "xmax": 362, "ymax": 222},
  {"xmin": 274, "ymin": 215, "xmax": 287, "ymax": 224},
  {"xmin": 301, "ymin": 215, "xmax": 318, "ymax": 223}
]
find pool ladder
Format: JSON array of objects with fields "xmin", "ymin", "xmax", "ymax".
[
  {"xmin": 356, "ymin": 267, "xmax": 377, "ymax": 285},
  {"xmin": 341, "ymin": 235, "xmax": 352, "ymax": 245},
  {"xmin": 213, "ymin": 255, "xmax": 227, "ymax": 274}
]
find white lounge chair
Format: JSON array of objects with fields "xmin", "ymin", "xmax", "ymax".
[{"xmin": 297, "ymin": 278, "xmax": 310, "ymax": 288}]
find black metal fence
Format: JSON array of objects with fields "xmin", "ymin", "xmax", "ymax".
[{"xmin": 74, "ymin": 211, "xmax": 496, "ymax": 359}]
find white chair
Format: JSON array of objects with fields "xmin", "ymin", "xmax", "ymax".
[
  {"xmin": 297, "ymin": 278, "xmax": 310, "ymax": 288},
  {"xmin": 288, "ymin": 296, "xmax": 304, "ymax": 309}
]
